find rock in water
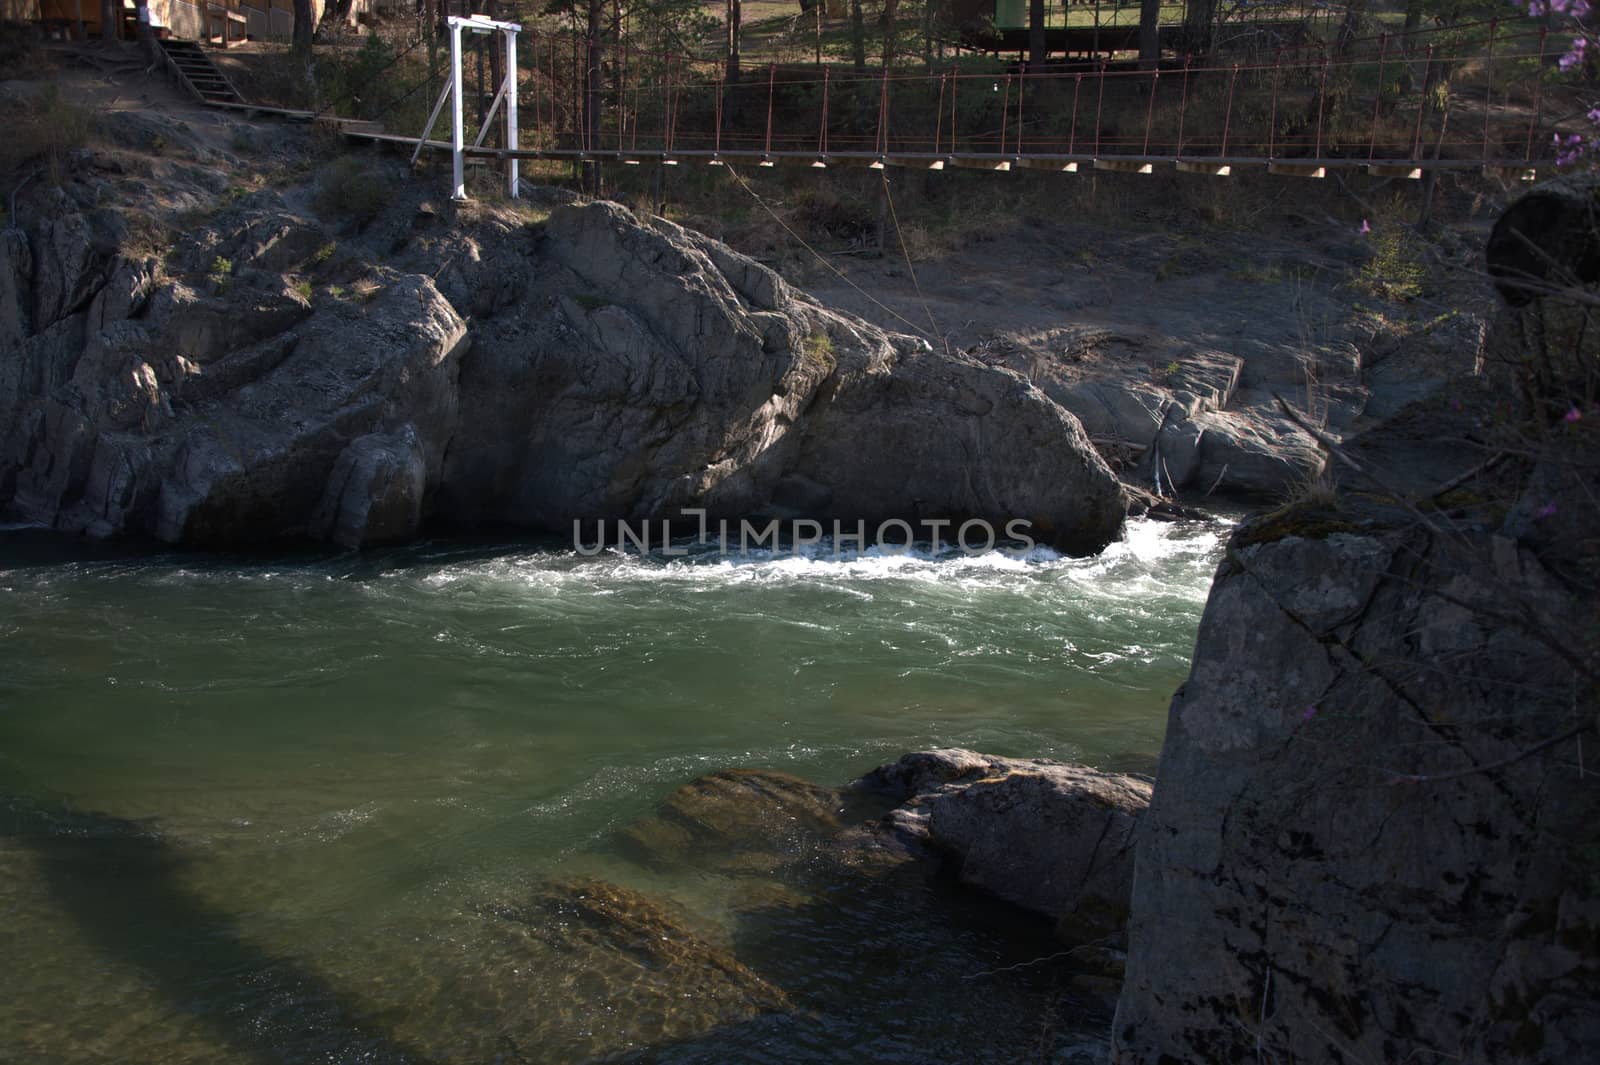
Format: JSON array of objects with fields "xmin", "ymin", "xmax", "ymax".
[
  {"xmin": 2, "ymin": 180, "xmax": 1125, "ymax": 553},
  {"xmin": 849, "ymin": 749, "xmax": 1151, "ymax": 941}
]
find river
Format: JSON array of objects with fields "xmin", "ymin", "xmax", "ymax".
[{"xmin": 0, "ymin": 517, "xmax": 1227, "ymax": 1063}]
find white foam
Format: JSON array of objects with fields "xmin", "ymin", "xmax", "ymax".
[{"xmin": 406, "ymin": 517, "xmax": 1229, "ymax": 603}]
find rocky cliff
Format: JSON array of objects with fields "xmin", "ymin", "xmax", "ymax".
[
  {"xmin": 0, "ymin": 129, "xmax": 1124, "ymax": 553},
  {"xmin": 1112, "ymin": 251, "xmax": 1600, "ymax": 1061}
]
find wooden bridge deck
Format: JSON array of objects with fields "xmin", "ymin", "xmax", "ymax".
[{"xmin": 342, "ymin": 131, "xmax": 1538, "ymax": 181}]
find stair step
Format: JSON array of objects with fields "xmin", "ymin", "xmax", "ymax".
[{"xmin": 160, "ymin": 36, "xmax": 244, "ymax": 106}]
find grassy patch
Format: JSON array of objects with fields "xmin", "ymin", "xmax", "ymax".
[
  {"xmin": 1, "ymin": 84, "xmax": 97, "ymax": 184},
  {"xmin": 120, "ymin": 211, "xmax": 173, "ymax": 263},
  {"xmin": 803, "ymin": 329, "xmax": 836, "ymax": 371},
  {"xmin": 1233, "ymin": 499, "xmax": 1360, "ymax": 548}
]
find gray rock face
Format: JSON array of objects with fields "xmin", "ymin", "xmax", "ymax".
[
  {"xmin": 424, "ymin": 199, "xmax": 1124, "ymax": 554},
  {"xmin": 2, "ymin": 185, "xmax": 1125, "ymax": 553},
  {"xmin": 1113, "ymin": 524, "xmax": 1600, "ymax": 1064},
  {"xmin": 0, "ymin": 190, "xmax": 467, "ymax": 547},
  {"xmin": 853, "ymin": 749, "xmax": 1150, "ymax": 941}
]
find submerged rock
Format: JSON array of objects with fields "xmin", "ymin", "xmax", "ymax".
[
  {"xmin": 614, "ymin": 768, "xmax": 848, "ymax": 874},
  {"xmin": 481, "ymin": 876, "xmax": 791, "ymax": 1055}
]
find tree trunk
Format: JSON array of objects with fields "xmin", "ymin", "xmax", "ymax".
[
  {"xmin": 100, "ymin": 0, "xmax": 116, "ymax": 40},
  {"xmin": 1335, "ymin": 0, "xmax": 1365, "ymax": 60},
  {"xmin": 922, "ymin": 0, "xmax": 933, "ymax": 70},
  {"xmin": 1182, "ymin": 0, "xmax": 1215, "ymax": 56},
  {"xmin": 1138, "ymin": 0, "xmax": 1159, "ymax": 69},
  {"xmin": 850, "ymin": 0, "xmax": 865, "ymax": 72},
  {"xmin": 133, "ymin": 0, "xmax": 156, "ymax": 64},
  {"xmin": 292, "ymin": 0, "xmax": 314, "ymax": 59},
  {"xmin": 726, "ymin": 0, "xmax": 741, "ymax": 84},
  {"xmin": 475, "ymin": 30, "xmax": 485, "ymax": 125},
  {"xmin": 318, "ymin": 0, "xmax": 355, "ymax": 38},
  {"xmin": 880, "ymin": 0, "xmax": 898, "ymax": 68},
  {"xmin": 1028, "ymin": 0, "xmax": 1045, "ymax": 66},
  {"xmin": 1402, "ymin": 0, "xmax": 1423, "ymax": 52},
  {"xmin": 585, "ymin": 0, "xmax": 603, "ymax": 193}
]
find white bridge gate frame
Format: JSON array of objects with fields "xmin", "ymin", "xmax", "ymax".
[{"xmin": 413, "ymin": 13, "xmax": 521, "ymax": 200}]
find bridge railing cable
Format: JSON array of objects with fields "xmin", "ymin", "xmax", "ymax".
[{"xmin": 389, "ymin": 17, "xmax": 1564, "ymax": 172}]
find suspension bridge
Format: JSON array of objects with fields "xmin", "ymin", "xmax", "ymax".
[{"xmin": 187, "ymin": 14, "xmax": 1565, "ymax": 190}]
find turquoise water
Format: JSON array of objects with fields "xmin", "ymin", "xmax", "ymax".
[{"xmin": 0, "ymin": 519, "xmax": 1226, "ymax": 1063}]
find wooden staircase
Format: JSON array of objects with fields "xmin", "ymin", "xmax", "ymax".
[{"xmin": 157, "ymin": 38, "xmax": 244, "ymax": 106}]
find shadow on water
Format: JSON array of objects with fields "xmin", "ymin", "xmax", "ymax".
[
  {"xmin": 0, "ymin": 791, "xmax": 452, "ymax": 1065},
  {"xmin": 623, "ymin": 862, "xmax": 1104, "ymax": 1064}
]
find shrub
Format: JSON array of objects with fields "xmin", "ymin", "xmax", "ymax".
[
  {"xmin": 1357, "ymin": 226, "xmax": 1427, "ymax": 302},
  {"xmin": 208, "ymin": 256, "xmax": 233, "ymax": 292},
  {"xmin": 315, "ymin": 157, "xmax": 390, "ymax": 229}
]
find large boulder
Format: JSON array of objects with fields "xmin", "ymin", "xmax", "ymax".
[
  {"xmin": 0, "ymin": 191, "xmax": 466, "ymax": 547},
  {"xmin": 3, "ymin": 182, "xmax": 1126, "ymax": 553},
  {"xmin": 1117, "ymin": 186, "xmax": 1600, "ymax": 1064},
  {"xmin": 428, "ymin": 199, "xmax": 1126, "ymax": 554},
  {"xmin": 1113, "ymin": 521, "xmax": 1600, "ymax": 1064},
  {"xmin": 852, "ymin": 749, "xmax": 1150, "ymax": 941}
]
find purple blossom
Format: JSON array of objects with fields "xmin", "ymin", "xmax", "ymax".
[
  {"xmin": 1559, "ymin": 36, "xmax": 1588, "ymax": 72},
  {"xmin": 1535, "ymin": 501, "xmax": 1559, "ymax": 520},
  {"xmin": 1546, "ymin": 0, "xmax": 1594, "ymax": 16},
  {"xmin": 1360, "ymin": 219, "xmax": 1371, "ymax": 236},
  {"xmin": 1555, "ymin": 132, "xmax": 1587, "ymax": 167},
  {"xmin": 1588, "ymin": 108, "xmax": 1600, "ymax": 126},
  {"xmin": 1301, "ymin": 705, "xmax": 1319, "ymax": 723},
  {"xmin": 1566, "ymin": 406, "xmax": 1583, "ymax": 422}
]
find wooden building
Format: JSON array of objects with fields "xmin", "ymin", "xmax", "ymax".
[
  {"xmin": 9, "ymin": 0, "xmax": 411, "ymax": 42},
  {"xmin": 947, "ymin": 0, "xmax": 1176, "ymax": 59}
]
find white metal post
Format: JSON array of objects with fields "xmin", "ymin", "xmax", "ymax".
[
  {"xmin": 440, "ymin": 15, "xmax": 521, "ymax": 202},
  {"xmin": 505, "ymin": 28, "xmax": 519, "ymax": 198},
  {"xmin": 449, "ymin": 18, "xmax": 465, "ymax": 200}
]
